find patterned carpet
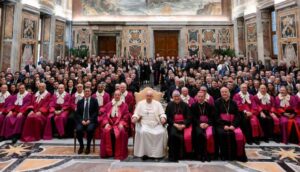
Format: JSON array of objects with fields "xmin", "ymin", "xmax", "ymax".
[{"xmin": 0, "ymin": 140, "xmax": 299, "ymax": 172}]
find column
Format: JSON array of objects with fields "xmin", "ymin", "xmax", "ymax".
[
  {"xmin": 10, "ymin": 2, "xmax": 22, "ymax": 72},
  {"xmin": 48, "ymin": 15, "xmax": 56, "ymax": 62},
  {"xmin": 256, "ymin": 9, "xmax": 265, "ymax": 63},
  {"xmin": 233, "ymin": 18, "xmax": 240, "ymax": 56}
]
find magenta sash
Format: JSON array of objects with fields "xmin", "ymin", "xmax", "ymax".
[
  {"xmin": 221, "ymin": 113, "xmax": 245, "ymax": 156},
  {"xmin": 174, "ymin": 114, "xmax": 193, "ymax": 153},
  {"xmin": 234, "ymin": 128, "xmax": 245, "ymax": 157},
  {"xmin": 220, "ymin": 113, "xmax": 234, "ymax": 122},
  {"xmin": 206, "ymin": 126, "xmax": 215, "ymax": 153},
  {"xmin": 199, "ymin": 115, "xmax": 208, "ymax": 123}
]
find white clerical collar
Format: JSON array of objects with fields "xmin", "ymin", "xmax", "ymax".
[
  {"xmin": 75, "ymin": 92, "xmax": 84, "ymax": 97},
  {"xmin": 180, "ymin": 95, "xmax": 190, "ymax": 103},
  {"xmin": 56, "ymin": 91, "xmax": 67, "ymax": 104},
  {"xmin": 257, "ymin": 92, "xmax": 270, "ymax": 105},
  {"xmin": 278, "ymin": 93, "xmax": 290, "ymax": 107},
  {"xmin": 204, "ymin": 93, "xmax": 210, "ymax": 102},
  {"xmin": 17, "ymin": 91, "xmax": 28, "ymax": 97},
  {"xmin": 0, "ymin": 91, "xmax": 10, "ymax": 98},
  {"xmin": 238, "ymin": 91, "xmax": 251, "ymax": 104},
  {"xmin": 96, "ymin": 91, "xmax": 104, "ymax": 97},
  {"xmin": 0, "ymin": 91, "xmax": 10, "ymax": 103},
  {"xmin": 112, "ymin": 99, "xmax": 122, "ymax": 106},
  {"xmin": 35, "ymin": 90, "xmax": 48, "ymax": 103}
]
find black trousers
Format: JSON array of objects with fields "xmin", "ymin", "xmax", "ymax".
[
  {"xmin": 168, "ymin": 126, "xmax": 184, "ymax": 161},
  {"xmin": 258, "ymin": 110, "xmax": 274, "ymax": 140},
  {"xmin": 76, "ymin": 123, "xmax": 96, "ymax": 148}
]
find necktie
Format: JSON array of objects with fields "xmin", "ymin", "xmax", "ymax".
[{"xmin": 83, "ymin": 98, "xmax": 89, "ymax": 121}]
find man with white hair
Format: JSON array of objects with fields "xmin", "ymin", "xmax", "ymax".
[
  {"xmin": 132, "ymin": 90, "xmax": 167, "ymax": 160},
  {"xmin": 43, "ymin": 84, "xmax": 71, "ymax": 140},
  {"xmin": 22, "ymin": 83, "xmax": 51, "ymax": 142},
  {"xmin": 233, "ymin": 83, "xmax": 262, "ymax": 145},
  {"xmin": 119, "ymin": 83, "xmax": 135, "ymax": 114},
  {"xmin": 166, "ymin": 90, "xmax": 192, "ymax": 162},
  {"xmin": 180, "ymin": 87, "xmax": 195, "ymax": 107}
]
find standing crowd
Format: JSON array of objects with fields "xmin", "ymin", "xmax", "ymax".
[{"xmin": 0, "ymin": 55, "xmax": 299, "ymax": 162}]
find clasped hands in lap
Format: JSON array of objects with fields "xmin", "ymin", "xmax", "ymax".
[{"xmin": 131, "ymin": 116, "xmax": 167, "ymax": 125}]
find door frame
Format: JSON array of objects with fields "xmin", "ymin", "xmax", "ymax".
[
  {"xmin": 91, "ymin": 31, "xmax": 121, "ymax": 57},
  {"xmin": 149, "ymin": 26, "xmax": 185, "ymax": 59}
]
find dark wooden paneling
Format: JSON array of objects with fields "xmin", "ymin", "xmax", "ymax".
[
  {"xmin": 154, "ymin": 31, "xmax": 179, "ymax": 58},
  {"xmin": 98, "ymin": 36, "xmax": 116, "ymax": 57}
]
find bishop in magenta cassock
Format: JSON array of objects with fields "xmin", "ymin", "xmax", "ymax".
[
  {"xmin": 21, "ymin": 83, "xmax": 51, "ymax": 142},
  {"xmin": 215, "ymin": 87, "xmax": 247, "ymax": 162},
  {"xmin": 43, "ymin": 84, "xmax": 71, "ymax": 140},
  {"xmin": 0, "ymin": 84, "xmax": 32, "ymax": 143},
  {"xmin": 100, "ymin": 90, "xmax": 130, "ymax": 160}
]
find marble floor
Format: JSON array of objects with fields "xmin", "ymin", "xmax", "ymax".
[{"xmin": 0, "ymin": 139, "xmax": 299, "ymax": 172}]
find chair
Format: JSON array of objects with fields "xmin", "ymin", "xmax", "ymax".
[
  {"xmin": 73, "ymin": 129, "xmax": 96, "ymax": 153},
  {"xmin": 134, "ymin": 87, "xmax": 163, "ymax": 103},
  {"xmin": 132, "ymin": 87, "xmax": 163, "ymax": 154}
]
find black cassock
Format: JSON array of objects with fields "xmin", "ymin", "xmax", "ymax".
[
  {"xmin": 215, "ymin": 98, "xmax": 247, "ymax": 162},
  {"xmin": 166, "ymin": 101, "xmax": 192, "ymax": 161},
  {"xmin": 191, "ymin": 102, "xmax": 216, "ymax": 160}
]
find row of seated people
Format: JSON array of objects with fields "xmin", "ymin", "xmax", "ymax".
[
  {"xmin": 0, "ymin": 82, "xmax": 299, "ymax": 161},
  {"xmin": 0, "ymin": 82, "xmax": 135, "ymax": 143}
]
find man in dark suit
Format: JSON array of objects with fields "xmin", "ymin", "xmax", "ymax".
[{"xmin": 75, "ymin": 87, "xmax": 99, "ymax": 154}]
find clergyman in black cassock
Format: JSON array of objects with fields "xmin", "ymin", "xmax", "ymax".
[
  {"xmin": 191, "ymin": 91, "xmax": 216, "ymax": 161},
  {"xmin": 166, "ymin": 91, "xmax": 192, "ymax": 162},
  {"xmin": 215, "ymin": 87, "xmax": 247, "ymax": 162}
]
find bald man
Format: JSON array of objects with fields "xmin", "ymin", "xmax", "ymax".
[
  {"xmin": 215, "ymin": 87, "xmax": 247, "ymax": 162},
  {"xmin": 22, "ymin": 83, "xmax": 52, "ymax": 142},
  {"xmin": 43, "ymin": 84, "xmax": 71, "ymax": 140},
  {"xmin": 132, "ymin": 90, "xmax": 167, "ymax": 159}
]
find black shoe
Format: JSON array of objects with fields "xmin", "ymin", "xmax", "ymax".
[
  {"xmin": 0, "ymin": 137, "xmax": 4, "ymax": 142},
  {"xmin": 12, "ymin": 137, "xmax": 18, "ymax": 144},
  {"xmin": 78, "ymin": 147, "xmax": 84, "ymax": 154},
  {"xmin": 247, "ymin": 141, "xmax": 253, "ymax": 145},
  {"xmin": 254, "ymin": 140, "xmax": 260, "ymax": 145},
  {"xmin": 142, "ymin": 155, "xmax": 148, "ymax": 161},
  {"xmin": 85, "ymin": 148, "xmax": 90, "ymax": 154},
  {"xmin": 263, "ymin": 138, "xmax": 269, "ymax": 143}
]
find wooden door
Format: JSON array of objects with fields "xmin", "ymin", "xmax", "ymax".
[
  {"xmin": 154, "ymin": 31, "xmax": 179, "ymax": 58},
  {"xmin": 98, "ymin": 36, "xmax": 116, "ymax": 57}
]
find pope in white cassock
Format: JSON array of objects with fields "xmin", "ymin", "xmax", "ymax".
[{"xmin": 132, "ymin": 91, "xmax": 168, "ymax": 158}]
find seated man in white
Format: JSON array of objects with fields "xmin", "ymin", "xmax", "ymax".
[{"xmin": 132, "ymin": 90, "xmax": 167, "ymax": 160}]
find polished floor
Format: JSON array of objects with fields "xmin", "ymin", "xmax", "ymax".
[{"xmin": 0, "ymin": 139, "xmax": 299, "ymax": 172}]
